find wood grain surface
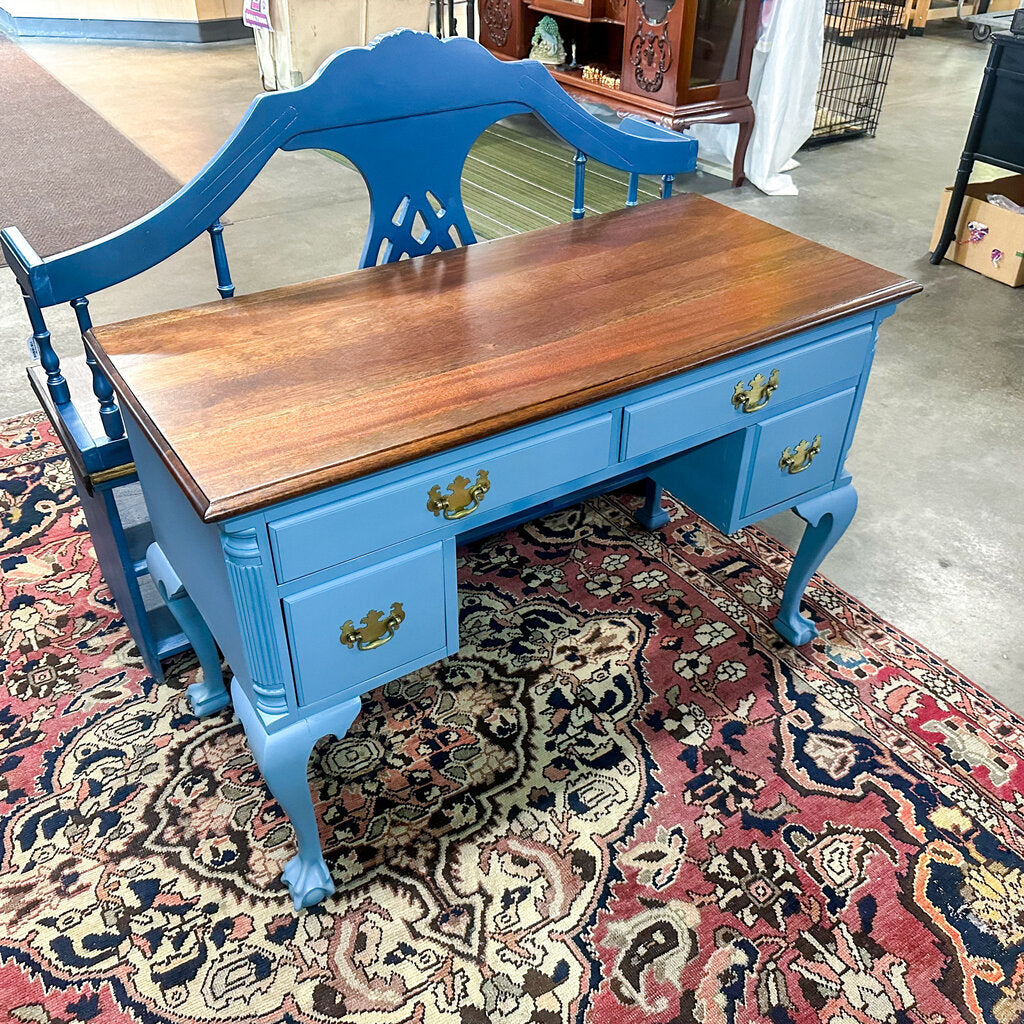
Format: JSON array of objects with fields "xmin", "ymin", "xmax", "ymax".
[{"xmin": 87, "ymin": 194, "xmax": 920, "ymax": 522}]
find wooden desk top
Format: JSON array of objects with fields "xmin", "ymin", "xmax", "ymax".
[{"xmin": 88, "ymin": 195, "xmax": 919, "ymax": 523}]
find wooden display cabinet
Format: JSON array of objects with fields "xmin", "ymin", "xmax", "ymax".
[{"xmin": 478, "ymin": 0, "xmax": 760, "ymax": 186}]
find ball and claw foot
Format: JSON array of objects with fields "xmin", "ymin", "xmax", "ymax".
[
  {"xmin": 772, "ymin": 610, "xmax": 819, "ymax": 647},
  {"xmin": 233, "ymin": 683, "xmax": 362, "ymax": 913},
  {"xmin": 771, "ymin": 484, "xmax": 857, "ymax": 648},
  {"xmin": 282, "ymin": 852, "xmax": 336, "ymax": 910}
]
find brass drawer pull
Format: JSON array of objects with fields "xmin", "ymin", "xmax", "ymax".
[
  {"xmin": 340, "ymin": 602, "xmax": 405, "ymax": 650},
  {"xmin": 779, "ymin": 435, "xmax": 821, "ymax": 474},
  {"xmin": 426, "ymin": 470, "xmax": 490, "ymax": 520},
  {"xmin": 732, "ymin": 369, "xmax": 779, "ymax": 413}
]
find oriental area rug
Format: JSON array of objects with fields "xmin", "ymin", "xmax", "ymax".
[{"xmin": 1, "ymin": 409, "xmax": 1023, "ymax": 1024}]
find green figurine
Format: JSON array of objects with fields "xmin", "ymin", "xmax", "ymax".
[{"xmin": 530, "ymin": 16, "xmax": 567, "ymax": 65}]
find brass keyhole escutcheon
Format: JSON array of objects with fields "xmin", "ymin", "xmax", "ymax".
[
  {"xmin": 426, "ymin": 469, "xmax": 490, "ymax": 520},
  {"xmin": 732, "ymin": 368, "xmax": 779, "ymax": 413},
  {"xmin": 778, "ymin": 436, "xmax": 821, "ymax": 474},
  {"xmin": 340, "ymin": 602, "xmax": 405, "ymax": 651}
]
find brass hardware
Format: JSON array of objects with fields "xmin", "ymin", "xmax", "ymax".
[
  {"xmin": 426, "ymin": 470, "xmax": 490, "ymax": 520},
  {"xmin": 732, "ymin": 369, "xmax": 779, "ymax": 413},
  {"xmin": 87, "ymin": 462, "xmax": 137, "ymax": 487},
  {"xmin": 778, "ymin": 436, "xmax": 822, "ymax": 474},
  {"xmin": 340, "ymin": 602, "xmax": 405, "ymax": 651}
]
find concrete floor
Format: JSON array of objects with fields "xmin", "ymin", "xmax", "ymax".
[{"xmin": 1, "ymin": 27, "xmax": 1021, "ymax": 710}]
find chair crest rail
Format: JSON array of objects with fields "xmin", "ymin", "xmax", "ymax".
[{"xmin": 2, "ymin": 31, "xmax": 695, "ymax": 308}]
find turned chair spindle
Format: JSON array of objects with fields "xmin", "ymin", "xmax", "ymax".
[{"xmin": 72, "ymin": 297, "xmax": 124, "ymax": 441}]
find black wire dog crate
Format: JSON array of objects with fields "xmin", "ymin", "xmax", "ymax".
[{"xmin": 812, "ymin": 0, "xmax": 904, "ymax": 141}]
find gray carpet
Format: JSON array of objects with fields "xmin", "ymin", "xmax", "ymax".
[{"xmin": 0, "ymin": 36, "xmax": 180, "ymax": 265}]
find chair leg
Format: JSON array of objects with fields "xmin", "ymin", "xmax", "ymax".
[
  {"xmin": 74, "ymin": 474, "xmax": 166, "ymax": 680},
  {"xmin": 773, "ymin": 484, "xmax": 858, "ymax": 647},
  {"xmin": 146, "ymin": 542, "xmax": 229, "ymax": 716},
  {"xmin": 635, "ymin": 477, "xmax": 670, "ymax": 530},
  {"xmin": 232, "ymin": 679, "xmax": 362, "ymax": 910}
]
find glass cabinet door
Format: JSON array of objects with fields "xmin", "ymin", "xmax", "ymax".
[{"xmin": 690, "ymin": 0, "xmax": 746, "ymax": 87}]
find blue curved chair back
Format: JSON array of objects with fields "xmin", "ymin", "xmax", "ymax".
[{"xmin": 0, "ymin": 29, "xmax": 697, "ymax": 677}]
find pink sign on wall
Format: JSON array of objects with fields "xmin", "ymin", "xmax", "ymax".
[{"xmin": 242, "ymin": 0, "xmax": 272, "ymax": 31}]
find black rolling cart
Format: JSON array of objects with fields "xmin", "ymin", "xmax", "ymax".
[{"xmin": 931, "ymin": 19, "xmax": 1024, "ymax": 264}]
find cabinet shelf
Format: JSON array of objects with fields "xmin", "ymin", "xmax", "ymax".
[
  {"xmin": 549, "ymin": 66, "xmax": 631, "ymax": 102},
  {"xmin": 478, "ymin": 0, "xmax": 761, "ymax": 187},
  {"xmin": 527, "ymin": 3, "xmax": 624, "ymax": 24}
]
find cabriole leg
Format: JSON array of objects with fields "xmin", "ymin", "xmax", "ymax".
[
  {"xmin": 732, "ymin": 106, "xmax": 755, "ymax": 188},
  {"xmin": 146, "ymin": 543, "xmax": 229, "ymax": 716},
  {"xmin": 232, "ymin": 680, "xmax": 361, "ymax": 910},
  {"xmin": 773, "ymin": 484, "xmax": 858, "ymax": 646},
  {"xmin": 635, "ymin": 478, "xmax": 670, "ymax": 531}
]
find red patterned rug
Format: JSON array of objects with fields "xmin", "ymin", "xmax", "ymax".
[{"xmin": 1, "ymin": 409, "xmax": 1023, "ymax": 1024}]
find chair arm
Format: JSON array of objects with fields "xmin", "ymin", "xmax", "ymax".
[{"xmin": 0, "ymin": 226, "xmax": 47, "ymax": 301}]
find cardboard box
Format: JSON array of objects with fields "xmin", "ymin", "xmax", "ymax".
[{"xmin": 930, "ymin": 174, "xmax": 1024, "ymax": 287}]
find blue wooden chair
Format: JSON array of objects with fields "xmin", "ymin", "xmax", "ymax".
[{"xmin": 2, "ymin": 30, "xmax": 697, "ymax": 709}]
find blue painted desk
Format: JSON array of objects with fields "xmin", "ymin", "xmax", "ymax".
[{"xmin": 87, "ymin": 196, "xmax": 918, "ymax": 908}]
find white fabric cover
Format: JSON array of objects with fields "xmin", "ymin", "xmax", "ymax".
[{"xmin": 691, "ymin": 0, "xmax": 826, "ymax": 195}]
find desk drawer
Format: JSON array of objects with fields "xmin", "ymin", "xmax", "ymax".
[
  {"xmin": 283, "ymin": 543, "xmax": 452, "ymax": 707},
  {"xmin": 621, "ymin": 325, "xmax": 871, "ymax": 462},
  {"xmin": 270, "ymin": 413, "xmax": 615, "ymax": 583},
  {"xmin": 743, "ymin": 388, "xmax": 857, "ymax": 516}
]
